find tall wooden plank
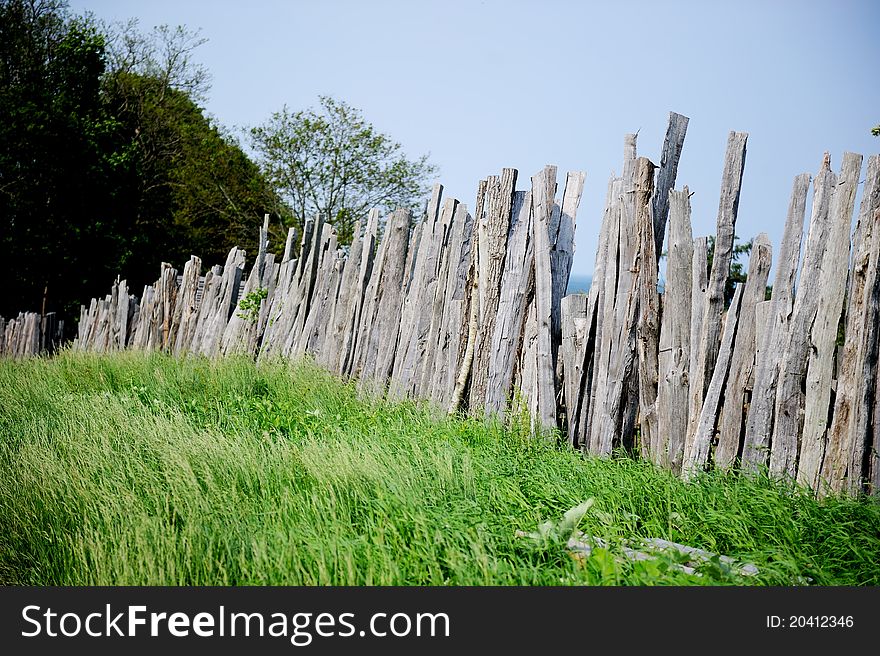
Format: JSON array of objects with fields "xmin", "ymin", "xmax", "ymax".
[
  {"xmin": 819, "ymin": 154, "xmax": 876, "ymax": 493},
  {"xmin": 355, "ymin": 209, "xmax": 412, "ymax": 390},
  {"xmin": 685, "ymin": 235, "xmax": 709, "ymax": 451},
  {"xmin": 340, "ymin": 209, "xmax": 379, "ymax": 376},
  {"xmin": 417, "ymin": 198, "xmax": 460, "ymax": 398},
  {"xmin": 429, "ymin": 201, "xmax": 472, "ymax": 407},
  {"xmin": 690, "ymin": 132, "xmax": 748, "ymax": 426},
  {"xmin": 588, "ymin": 178, "xmax": 625, "ymax": 454},
  {"xmin": 531, "ymin": 165, "xmax": 559, "ymax": 432},
  {"xmin": 657, "ymin": 189, "xmax": 693, "ymax": 473},
  {"xmin": 741, "ymin": 174, "xmax": 810, "ymax": 469},
  {"xmin": 792, "ymin": 154, "xmax": 861, "ymax": 484},
  {"xmin": 580, "ymin": 177, "xmax": 620, "ymax": 451},
  {"xmin": 683, "ymin": 284, "xmax": 744, "ymax": 478},
  {"xmin": 592, "ymin": 136, "xmax": 641, "ymax": 455},
  {"xmin": 771, "ymin": 159, "xmax": 836, "ymax": 475},
  {"xmin": 485, "ymin": 192, "xmax": 533, "ymax": 416},
  {"xmin": 561, "ymin": 294, "xmax": 589, "ymax": 445},
  {"xmin": 633, "ymin": 157, "xmax": 659, "ymax": 462},
  {"xmin": 469, "ymin": 170, "xmax": 517, "ymax": 410},
  {"xmin": 715, "ymin": 233, "xmax": 772, "ymax": 469},
  {"xmin": 651, "ymin": 112, "xmax": 689, "ymax": 257}
]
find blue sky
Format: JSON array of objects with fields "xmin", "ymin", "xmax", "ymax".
[{"xmin": 70, "ymin": 0, "xmax": 880, "ymax": 276}]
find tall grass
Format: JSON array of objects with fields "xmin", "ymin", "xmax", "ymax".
[{"xmin": 1, "ymin": 351, "xmax": 878, "ymax": 585}]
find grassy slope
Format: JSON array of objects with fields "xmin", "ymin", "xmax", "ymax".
[{"xmin": 0, "ymin": 351, "xmax": 878, "ymax": 586}]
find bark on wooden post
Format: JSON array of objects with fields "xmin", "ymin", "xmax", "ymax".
[
  {"xmin": 741, "ymin": 174, "xmax": 810, "ymax": 469},
  {"xmin": 658, "ymin": 189, "xmax": 694, "ymax": 473},
  {"xmin": 634, "ymin": 157, "xmax": 659, "ymax": 462}
]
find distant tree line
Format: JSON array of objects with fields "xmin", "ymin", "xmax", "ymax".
[{"xmin": 1, "ymin": 0, "xmax": 436, "ymax": 332}]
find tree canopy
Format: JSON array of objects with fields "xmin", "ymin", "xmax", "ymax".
[
  {"xmin": 2, "ymin": 1, "xmax": 436, "ymax": 333},
  {"xmin": 249, "ymin": 96, "xmax": 438, "ymax": 244},
  {"xmin": 0, "ymin": 0, "xmax": 283, "ymax": 326}
]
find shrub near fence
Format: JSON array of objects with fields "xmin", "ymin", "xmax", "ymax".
[{"xmin": 3, "ymin": 112, "xmax": 879, "ymax": 496}]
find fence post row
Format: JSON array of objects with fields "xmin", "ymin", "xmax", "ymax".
[{"xmin": 4, "ymin": 113, "xmax": 879, "ymax": 496}]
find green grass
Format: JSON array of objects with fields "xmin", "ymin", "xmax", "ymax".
[{"xmin": 1, "ymin": 351, "xmax": 878, "ymax": 586}]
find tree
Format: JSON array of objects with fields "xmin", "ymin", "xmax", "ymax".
[
  {"xmin": 100, "ymin": 20, "xmax": 287, "ymax": 272},
  {"xmin": 1, "ymin": 4, "xmax": 284, "ymax": 331},
  {"xmin": 706, "ymin": 234, "xmax": 757, "ymax": 305},
  {"xmin": 0, "ymin": 0, "xmax": 112, "ymax": 321},
  {"xmin": 872, "ymin": 125, "xmax": 879, "ymax": 137},
  {"xmin": 249, "ymin": 96, "xmax": 438, "ymax": 244}
]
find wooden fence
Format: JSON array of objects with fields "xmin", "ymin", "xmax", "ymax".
[{"xmin": 3, "ymin": 112, "xmax": 878, "ymax": 496}]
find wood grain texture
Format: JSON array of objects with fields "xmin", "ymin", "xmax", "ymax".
[
  {"xmin": 531, "ymin": 165, "xmax": 560, "ymax": 432},
  {"xmin": 741, "ymin": 174, "xmax": 810, "ymax": 469},
  {"xmin": 690, "ymin": 132, "xmax": 748, "ymax": 432},
  {"xmin": 684, "ymin": 284, "xmax": 744, "ymax": 478},
  {"xmin": 658, "ymin": 189, "xmax": 693, "ymax": 473},
  {"xmin": 633, "ymin": 157, "xmax": 659, "ymax": 462},
  {"xmin": 771, "ymin": 159, "xmax": 836, "ymax": 477},
  {"xmin": 651, "ymin": 112, "xmax": 689, "ymax": 257},
  {"xmin": 714, "ymin": 233, "xmax": 772, "ymax": 469},
  {"xmin": 819, "ymin": 154, "xmax": 876, "ymax": 493},
  {"xmin": 792, "ymin": 154, "xmax": 861, "ymax": 484}
]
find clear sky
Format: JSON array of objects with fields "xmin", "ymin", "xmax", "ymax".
[{"xmin": 69, "ymin": 0, "xmax": 880, "ymax": 276}]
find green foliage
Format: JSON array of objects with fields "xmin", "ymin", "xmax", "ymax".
[
  {"xmin": 872, "ymin": 125, "xmax": 879, "ymax": 137},
  {"xmin": 0, "ymin": 2, "xmax": 284, "ymax": 330},
  {"xmin": 0, "ymin": 0, "xmax": 112, "ymax": 321},
  {"xmin": 1, "ymin": 352, "xmax": 878, "ymax": 586},
  {"xmin": 249, "ymin": 96, "xmax": 438, "ymax": 244},
  {"xmin": 706, "ymin": 234, "xmax": 754, "ymax": 306},
  {"xmin": 236, "ymin": 287, "xmax": 268, "ymax": 323}
]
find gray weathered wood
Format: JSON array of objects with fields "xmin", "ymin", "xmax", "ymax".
[
  {"xmin": 651, "ymin": 112, "xmax": 689, "ymax": 257},
  {"xmin": 429, "ymin": 203, "xmax": 473, "ymax": 407},
  {"xmin": 819, "ymin": 154, "xmax": 877, "ymax": 493},
  {"xmin": 531, "ymin": 165, "xmax": 560, "ymax": 432},
  {"xmin": 657, "ymin": 189, "xmax": 693, "ymax": 472},
  {"xmin": 470, "ymin": 170, "xmax": 517, "ymax": 410},
  {"xmin": 691, "ymin": 132, "xmax": 748, "ymax": 428},
  {"xmin": 770, "ymin": 158, "xmax": 836, "ymax": 476},
  {"xmin": 570, "ymin": 179, "xmax": 614, "ymax": 449},
  {"xmin": 633, "ymin": 157, "xmax": 660, "ymax": 462},
  {"xmin": 741, "ymin": 174, "xmax": 810, "ymax": 469},
  {"xmin": 684, "ymin": 284, "xmax": 744, "ymax": 478},
  {"xmin": 355, "ymin": 209, "xmax": 412, "ymax": 391},
  {"xmin": 792, "ymin": 154, "xmax": 861, "ymax": 484},
  {"xmin": 393, "ymin": 186, "xmax": 447, "ymax": 397},
  {"xmin": 417, "ymin": 198, "xmax": 459, "ymax": 398},
  {"xmin": 484, "ymin": 191, "xmax": 533, "ymax": 416},
  {"xmin": 714, "ymin": 233, "xmax": 772, "ymax": 469},
  {"xmin": 561, "ymin": 294, "xmax": 589, "ymax": 445},
  {"xmin": 588, "ymin": 177, "xmax": 626, "ymax": 454},
  {"xmin": 685, "ymin": 235, "xmax": 709, "ymax": 453}
]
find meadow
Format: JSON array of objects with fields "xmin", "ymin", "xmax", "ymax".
[{"xmin": 1, "ymin": 352, "xmax": 878, "ymax": 586}]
